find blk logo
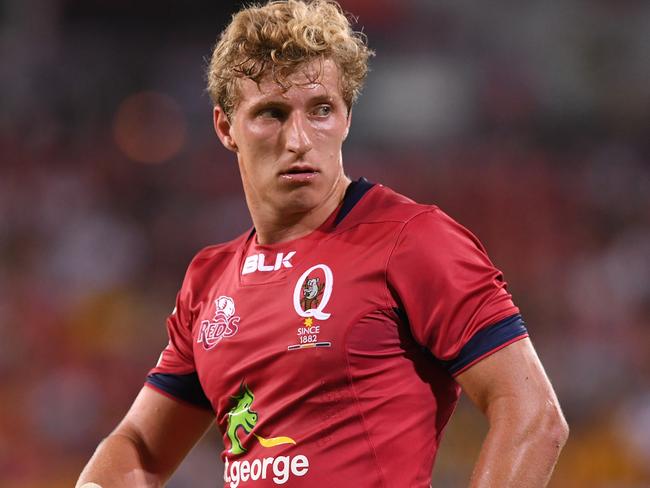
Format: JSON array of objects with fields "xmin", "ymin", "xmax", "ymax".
[{"xmin": 242, "ymin": 252, "xmax": 296, "ymax": 275}]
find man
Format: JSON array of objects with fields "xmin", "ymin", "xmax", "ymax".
[{"xmin": 78, "ymin": 1, "xmax": 568, "ymax": 487}]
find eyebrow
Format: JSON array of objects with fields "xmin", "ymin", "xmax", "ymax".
[{"xmin": 246, "ymin": 94, "xmax": 336, "ymax": 114}]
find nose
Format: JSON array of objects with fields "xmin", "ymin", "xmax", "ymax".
[{"xmin": 284, "ymin": 111, "xmax": 312, "ymax": 155}]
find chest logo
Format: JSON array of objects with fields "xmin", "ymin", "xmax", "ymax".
[
  {"xmin": 197, "ymin": 296, "xmax": 240, "ymax": 350},
  {"xmin": 293, "ymin": 264, "xmax": 333, "ymax": 320},
  {"xmin": 242, "ymin": 251, "xmax": 296, "ymax": 275},
  {"xmin": 224, "ymin": 384, "xmax": 309, "ymax": 487},
  {"xmin": 226, "ymin": 383, "xmax": 296, "ymax": 455}
]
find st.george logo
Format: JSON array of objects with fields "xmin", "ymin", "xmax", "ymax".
[
  {"xmin": 197, "ymin": 296, "xmax": 240, "ymax": 350},
  {"xmin": 226, "ymin": 384, "xmax": 296, "ymax": 455},
  {"xmin": 224, "ymin": 383, "xmax": 309, "ymax": 487}
]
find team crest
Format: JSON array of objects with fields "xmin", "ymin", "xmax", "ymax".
[
  {"xmin": 197, "ymin": 296, "xmax": 240, "ymax": 350},
  {"xmin": 293, "ymin": 264, "xmax": 333, "ymax": 320},
  {"xmin": 290, "ymin": 265, "xmax": 333, "ymax": 350},
  {"xmin": 301, "ymin": 277, "xmax": 324, "ymax": 311}
]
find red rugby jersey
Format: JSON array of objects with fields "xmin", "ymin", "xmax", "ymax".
[{"xmin": 147, "ymin": 178, "xmax": 527, "ymax": 487}]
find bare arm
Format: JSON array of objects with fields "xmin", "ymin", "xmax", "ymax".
[
  {"xmin": 76, "ymin": 386, "xmax": 215, "ymax": 488},
  {"xmin": 455, "ymin": 338, "xmax": 569, "ymax": 488}
]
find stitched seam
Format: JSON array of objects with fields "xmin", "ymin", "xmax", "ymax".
[
  {"xmin": 383, "ymin": 210, "xmax": 437, "ymax": 311},
  {"xmin": 341, "ymin": 311, "xmax": 390, "ymax": 488}
]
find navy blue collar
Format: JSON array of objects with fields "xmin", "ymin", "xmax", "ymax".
[
  {"xmin": 246, "ymin": 177, "xmax": 375, "ymax": 240},
  {"xmin": 334, "ymin": 177, "xmax": 375, "ymax": 226}
]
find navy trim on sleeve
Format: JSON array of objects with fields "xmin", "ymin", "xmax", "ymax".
[
  {"xmin": 334, "ymin": 177, "xmax": 375, "ymax": 226},
  {"xmin": 442, "ymin": 314, "xmax": 528, "ymax": 376},
  {"xmin": 146, "ymin": 372, "xmax": 213, "ymax": 410}
]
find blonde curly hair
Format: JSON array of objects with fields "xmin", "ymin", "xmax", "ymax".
[{"xmin": 207, "ymin": 0, "xmax": 373, "ymax": 118}]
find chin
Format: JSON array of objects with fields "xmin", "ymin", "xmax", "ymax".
[
  {"xmin": 282, "ymin": 194, "xmax": 319, "ymax": 213},
  {"xmin": 277, "ymin": 188, "xmax": 322, "ymax": 213}
]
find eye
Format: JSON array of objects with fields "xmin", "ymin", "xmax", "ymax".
[
  {"xmin": 258, "ymin": 107, "xmax": 285, "ymax": 120},
  {"xmin": 312, "ymin": 104, "xmax": 332, "ymax": 117}
]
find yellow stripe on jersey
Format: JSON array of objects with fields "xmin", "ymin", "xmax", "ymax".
[{"xmin": 254, "ymin": 433, "xmax": 297, "ymax": 447}]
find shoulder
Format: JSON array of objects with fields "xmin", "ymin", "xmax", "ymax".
[
  {"xmin": 349, "ymin": 184, "xmax": 489, "ymax": 266},
  {"xmin": 351, "ymin": 183, "xmax": 469, "ymax": 234},
  {"xmin": 401, "ymin": 207, "xmax": 483, "ymax": 247},
  {"xmin": 341, "ymin": 182, "xmax": 438, "ymax": 227},
  {"xmin": 337, "ymin": 181, "xmax": 479, "ymax": 251}
]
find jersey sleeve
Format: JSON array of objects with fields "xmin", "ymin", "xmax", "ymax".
[
  {"xmin": 386, "ymin": 209, "xmax": 527, "ymax": 376},
  {"xmin": 145, "ymin": 265, "xmax": 212, "ymax": 410}
]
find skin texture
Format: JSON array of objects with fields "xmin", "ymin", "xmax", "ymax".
[
  {"xmin": 213, "ymin": 58, "xmax": 352, "ymax": 245},
  {"xmin": 456, "ymin": 338, "xmax": 569, "ymax": 487},
  {"xmin": 77, "ymin": 59, "xmax": 568, "ymax": 487},
  {"xmin": 76, "ymin": 387, "xmax": 214, "ymax": 487}
]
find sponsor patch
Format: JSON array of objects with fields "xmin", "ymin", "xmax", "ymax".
[{"xmin": 224, "ymin": 383, "xmax": 309, "ymax": 487}]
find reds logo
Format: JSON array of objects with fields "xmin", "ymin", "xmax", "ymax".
[{"xmin": 198, "ymin": 296, "xmax": 241, "ymax": 350}]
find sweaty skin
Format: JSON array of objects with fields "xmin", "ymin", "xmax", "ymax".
[
  {"xmin": 213, "ymin": 59, "xmax": 352, "ymax": 245},
  {"xmin": 457, "ymin": 338, "xmax": 569, "ymax": 487},
  {"xmin": 75, "ymin": 387, "xmax": 214, "ymax": 487}
]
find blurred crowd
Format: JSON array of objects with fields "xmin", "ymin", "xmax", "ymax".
[{"xmin": 1, "ymin": 0, "xmax": 649, "ymax": 487}]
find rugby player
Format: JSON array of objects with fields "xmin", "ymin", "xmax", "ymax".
[{"xmin": 77, "ymin": 1, "xmax": 568, "ymax": 486}]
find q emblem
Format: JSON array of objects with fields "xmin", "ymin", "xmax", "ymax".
[{"xmin": 293, "ymin": 264, "xmax": 333, "ymax": 320}]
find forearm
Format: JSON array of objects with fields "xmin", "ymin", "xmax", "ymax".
[
  {"xmin": 76, "ymin": 433, "xmax": 163, "ymax": 488},
  {"xmin": 77, "ymin": 387, "xmax": 215, "ymax": 488},
  {"xmin": 468, "ymin": 407, "xmax": 568, "ymax": 487}
]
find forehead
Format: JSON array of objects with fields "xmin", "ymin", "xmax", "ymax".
[{"xmin": 236, "ymin": 59, "xmax": 343, "ymax": 107}]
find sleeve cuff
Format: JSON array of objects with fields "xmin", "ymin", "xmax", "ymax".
[
  {"xmin": 441, "ymin": 314, "xmax": 529, "ymax": 376},
  {"xmin": 145, "ymin": 372, "xmax": 213, "ymax": 411}
]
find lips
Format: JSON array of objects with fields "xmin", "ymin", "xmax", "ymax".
[
  {"xmin": 280, "ymin": 164, "xmax": 318, "ymax": 175},
  {"xmin": 279, "ymin": 164, "xmax": 319, "ymax": 182}
]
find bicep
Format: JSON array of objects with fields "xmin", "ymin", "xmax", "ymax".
[
  {"xmin": 113, "ymin": 386, "xmax": 215, "ymax": 479},
  {"xmin": 455, "ymin": 338, "xmax": 561, "ymax": 419}
]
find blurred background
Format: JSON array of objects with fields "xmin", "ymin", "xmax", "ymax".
[{"xmin": 1, "ymin": 0, "xmax": 649, "ymax": 486}]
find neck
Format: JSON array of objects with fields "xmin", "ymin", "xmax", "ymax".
[{"xmin": 248, "ymin": 175, "xmax": 351, "ymax": 245}]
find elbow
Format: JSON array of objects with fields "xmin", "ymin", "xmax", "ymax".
[
  {"xmin": 532, "ymin": 400, "xmax": 569, "ymax": 451},
  {"xmin": 550, "ymin": 406, "xmax": 569, "ymax": 449},
  {"xmin": 495, "ymin": 398, "xmax": 569, "ymax": 451}
]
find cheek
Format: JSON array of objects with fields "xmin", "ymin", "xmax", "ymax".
[
  {"xmin": 314, "ymin": 125, "xmax": 347, "ymax": 157},
  {"xmin": 236, "ymin": 128, "xmax": 275, "ymax": 165},
  {"xmin": 235, "ymin": 122, "xmax": 277, "ymax": 154},
  {"xmin": 313, "ymin": 117, "xmax": 346, "ymax": 141}
]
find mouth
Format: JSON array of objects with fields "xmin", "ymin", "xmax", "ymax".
[{"xmin": 279, "ymin": 165, "xmax": 319, "ymax": 182}]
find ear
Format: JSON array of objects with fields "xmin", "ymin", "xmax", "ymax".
[{"xmin": 213, "ymin": 105, "xmax": 238, "ymax": 152}]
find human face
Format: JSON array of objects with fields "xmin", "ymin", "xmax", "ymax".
[{"xmin": 215, "ymin": 59, "xmax": 351, "ymax": 224}]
